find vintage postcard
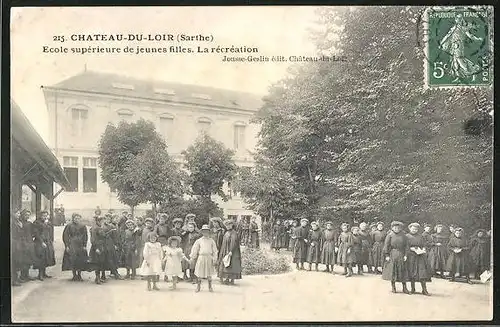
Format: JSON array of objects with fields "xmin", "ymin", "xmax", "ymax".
[{"xmin": 9, "ymin": 6, "xmax": 493, "ymax": 323}]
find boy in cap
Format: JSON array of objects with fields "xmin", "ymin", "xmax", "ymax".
[
  {"xmin": 190, "ymin": 224, "xmax": 218, "ymax": 292},
  {"xmin": 292, "ymin": 218, "xmax": 309, "ymax": 270}
]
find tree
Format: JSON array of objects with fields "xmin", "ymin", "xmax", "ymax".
[
  {"xmin": 182, "ymin": 133, "xmax": 237, "ymax": 223},
  {"xmin": 98, "ymin": 119, "xmax": 167, "ymax": 214},
  {"xmin": 253, "ymin": 6, "xmax": 492, "ymax": 231},
  {"xmin": 125, "ymin": 138, "xmax": 185, "ymax": 218}
]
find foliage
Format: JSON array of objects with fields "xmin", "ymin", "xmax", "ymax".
[
  {"xmin": 125, "ymin": 138, "xmax": 185, "ymax": 217},
  {"xmin": 182, "ymin": 133, "xmax": 237, "ymax": 220},
  {"xmin": 241, "ymin": 247, "xmax": 291, "ymax": 275},
  {"xmin": 159, "ymin": 197, "xmax": 223, "ymax": 227},
  {"xmin": 251, "ymin": 6, "xmax": 492, "ymax": 232}
]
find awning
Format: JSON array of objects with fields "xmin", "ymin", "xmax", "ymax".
[{"xmin": 11, "ymin": 99, "xmax": 72, "ymax": 195}]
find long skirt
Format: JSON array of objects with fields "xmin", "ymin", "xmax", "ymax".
[
  {"xmin": 165, "ymin": 258, "xmax": 183, "ymax": 278},
  {"xmin": 382, "ymin": 249, "xmax": 408, "ymax": 282},
  {"xmin": 62, "ymin": 246, "xmax": 89, "ymax": 271},
  {"xmin": 371, "ymin": 241, "xmax": 384, "ymax": 268},
  {"xmin": 446, "ymin": 252, "xmax": 470, "ymax": 276},
  {"xmin": 359, "ymin": 241, "xmax": 370, "ymax": 265},
  {"xmin": 306, "ymin": 243, "xmax": 321, "ymax": 264},
  {"xmin": 293, "ymin": 240, "xmax": 307, "ymax": 263},
  {"xmin": 321, "ymin": 241, "xmax": 336, "ymax": 265},
  {"xmin": 140, "ymin": 258, "xmax": 162, "ymax": 276},
  {"xmin": 194, "ymin": 255, "xmax": 215, "ymax": 279},
  {"xmin": 338, "ymin": 243, "xmax": 354, "ymax": 265},
  {"xmin": 428, "ymin": 245, "xmax": 448, "ymax": 272},
  {"xmin": 88, "ymin": 246, "xmax": 107, "ymax": 271},
  {"xmin": 407, "ymin": 252, "xmax": 432, "ymax": 282},
  {"xmin": 470, "ymin": 245, "xmax": 489, "ymax": 273},
  {"xmin": 33, "ymin": 241, "xmax": 56, "ymax": 269},
  {"xmin": 122, "ymin": 249, "xmax": 141, "ymax": 269}
]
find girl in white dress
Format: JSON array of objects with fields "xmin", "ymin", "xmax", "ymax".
[
  {"xmin": 141, "ymin": 233, "xmax": 162, "ymax": 291},
  {"xmin": 163, "ymin": 236, "xmax": 188, "ymax": 290},
  {"xmin": 190, "ymin": 224, "xmax": 218, "ymax": 292}
]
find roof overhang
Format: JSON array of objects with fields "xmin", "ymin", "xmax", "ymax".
[{"xmin": 11, "ymin": 99, "xmax": 72, "ymax": 195}]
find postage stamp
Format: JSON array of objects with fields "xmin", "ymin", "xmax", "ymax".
[{"xmin": 424, "ymin": 6, "xmax": 493, "ymax": 89}]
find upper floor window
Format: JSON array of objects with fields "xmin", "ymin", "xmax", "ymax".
[
  {"xmin": 62, "ymin": 156, "xmax": 79, "ymax": 192},
  {"xmin": 159, "ymin": 114, "xmax": 174, "ymax": 143},
  {"xmin": 117, "ymin": 109, "xmax": 134, "ymax": 122},
  {"xmin": 71, "ymin": 108, "xmax": 88, "ymax": 137},
  {"xmin": 234, "ymin": 122, "xmax": 246, "ymax": 150},
  {"xmin": 197, "ymin": 117, "xmax": 212, "ymax": 135}
]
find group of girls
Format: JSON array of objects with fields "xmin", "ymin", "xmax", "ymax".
[{"xmin": 271, "ymin": 218, "xmax": 491, "ymax": 295}]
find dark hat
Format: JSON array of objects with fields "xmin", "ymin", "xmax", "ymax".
[
  {"xmin": 391, "ymin": 221, "xmax": 404, "ymax": 227},
  {"xmin": 167, "ymin": 235, "xmax": 181, "ymax": 245},
  {"xmin": 172, "ymin": 218, "xmax": 183, "ymax": 224},
  {"xmin": 408, "ymin": 222, "xmax": 421, "ymax": 229},
  {"xmin": 144, "ymin": 217, "xmax": 154, "ymax": 224}
]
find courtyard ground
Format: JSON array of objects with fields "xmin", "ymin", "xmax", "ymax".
[{"xmin": 11, "ymin": 227, "xmax": 492, "ymax": 322}]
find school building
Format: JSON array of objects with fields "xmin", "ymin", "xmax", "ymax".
[{"xmin": 41, "ymin": 70, "xmax": 263, "ymax": 221}]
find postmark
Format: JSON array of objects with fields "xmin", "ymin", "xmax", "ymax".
[{"xmin": 423, "ymin": 6, "xmax": 493, "ymax": 89}]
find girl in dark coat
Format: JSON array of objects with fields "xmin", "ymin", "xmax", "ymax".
[
  {"xmin": 210, "ymin": 217, "xmax": 226, "ymax": 251},
  {"xmin": 102, "ymin": 216, "xmax": 123, "ymax": 280},
  {"xmin": 406, "ymin": 223, "xmax": 431, "ymax": 295},
  {"xmin": 271, "ymin": 220, "xmax": 286, "ymax": 251},
  {"xmin": 218, "ymin": 219, "xmax": 242, "ymax": 285},
  {"xmin": 382, "ymin": 221, "xmax": 410, "ymax": 294},
  {"xmin": 11, "ymin": 210, "xmax": 24, "ymax": 286},
  {"xmin": 282, "ymin": 220, "xmax": 291, "ymax": 250},
  {"xmin": 469, "ymin": 229, "xmax": 489, "ymax": 280},
  {"xmin": 89, "ymin": 216, "xmax": 107, "ymax": 284},
  {"xmin": 32, "ymin": 211, "xmax": 56, "ymax": 280},
  {"xmin": 428, "ymin": 224, "xmax": 449, "ymax": 278},
  {"xmin": 358, "ymin": 222, "xmax": 372, "ymax": 273},
  {"xmin": 306, "ymin": 221, "xmax": 323, "ymax": 271},
  {"xmin": 446, "ymin": 227, "xmax": 472, "ymax": 284},
  {"xmin": 351, "ymin": 226, "xmax": 363, "ymax": 275},
  {"xmin": 321, "ymin": 221, "xmax": 337, "ymax": 273},
  {"xmin": 421, "ymin": 223, "xmax": 433, "ymax": 251},
  {"xmin": 19, "ymin": 209, "xmax": 36, "ymax": 282},
  {"xmin": 337, "ymin": 223, "xmax": 354, "ymax": 277},
  {"xmin": 249, "ymin": 217, "xmax": 260, "ymax": 249},
  {"xmin": 182, "ymin": 221, "xmax": 202, "ymax": 283},
  {"xmin": 154, "ymin": 214, "xmax": 170, "ymax": 246},
  {"xmin": 292, "ymin": 218, "xmax": 309, "ymax": 270},
  {"xmin": 370, "ymin": 222, "xmax": 386, "ymax": 274},
  {"xmin": 123, "ymin": 219, "xmax": 141, "ymax": 279},
  {"xmin": 62, "ymin": 213, "xmax": 89, "ymax": 281}
]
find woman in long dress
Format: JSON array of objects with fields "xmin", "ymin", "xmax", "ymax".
[
  {"xmin": 428, "ymin": 224, "xmax": 449, "ymax": 278},
  {"xmin": 89, "ymin": 215, "xmax": 107, "ymax": 285},
  {"xmin": 406, "ymin": 223, "xmax": 431, "ymax": 295},
  {"xmin": 469, "ymin": 229, "xmax": 489, "ymax": 280},
  {"xmin": 217, "ymin": 219, "xmax": 242, "ymax": 285},
  {"xmin": 337, "ymin": 222, "xmax": 354, "ymax": 277},
  {"xmin": 32, "ymin": 211, "xmax": 56, "ymax": 280},
  {"xmin": 320, "ymin": 221, "xmax": 337, "ymax": 273},
  {"xmin": 122, "ymin": 219, "xmax": 141, "ymax": 279},
  {"xmin": 292, "ymin": 218, "xmax": 309, "ymax": 270},
  {"xmin": 446, "ymin": 227, "xmax": 472, "ymax": 284},
  {"xmin": 62, "ymin": 213, "xmax": 89, "ymax": 281},
  {"xmin": 371, "ymin": 222, "xmax": 387, "ymax": 274},
  {"xmin": 382, "ymin": 221, "xmax": 410, "ymax": 294},
  {"xmin": 306, "ymin": 221, "xmax": 323, "ymax": 271}
]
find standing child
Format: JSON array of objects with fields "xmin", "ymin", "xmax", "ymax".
[
  {"xmin": 182, "ymin": 221, "xmax": 201, "ymax": 283},
  {"xmin": 190, "ymin": 225, "xmax": 218, "ymax": 292},
  {"xmin": 428, "ymin": 224, "xmax": 449, "ymax": 278},
  {"xmin": 306, "ymin": 221, "xmax": 323, "ymax": 271},
  {"xmin": 141, "ymin": 233, "xmax": 163, "ymax": 291},
  {"xmin": 382, "ymin": 221, "xmax": 410, "ymax": 294},
  {"xmin": 122, "ymin": 220, "xmax": 141, "ymax": 280},
  {"xmin": 446, "ymin": 227, "xmax": 472, "ymax": 284},
  {"xmin": 351, "ymin": 226, "xmax": 363, "ymax": 275},
  {"xmin": 421, "ymin": 223, "xmax": 433, "ymax": 252},
  {"xmin": 271, "ymin": 220, "xmax": 285, "ymax": 251},
  {"xmin": 163, "ymin": 236, "xmax": 188, "ymax": 290},
  {"xmin": 358, "ymin": 222, "xmax": 372, "ymax": 273},
  {"xmin": 371, "ymin": 222, "xmax": 387, "ymax": 274},
  {"xmin": 292, "ymin": 218, "xmax": 310, "ymax": 270},
  {"xmin": 469, "ymin": 229, "xmax": 489, "ymax": 280},
  {"xmin": 288, "ymin": 220, "xmax": 298, "ymax": 251},
  {"xmin": 406, "ymin": 223, "xmax": 432, "ymax": 295},
  {"xmin": 337, "ymin": 223, "xmax": 354, "ymax": 277},
  {"xmin": 321, "ymin": 221, "xmax": 337, "ymax": 273},
  {"xmin": 283, "ymin": 220, "xmax": 291, "ymax": 251}
]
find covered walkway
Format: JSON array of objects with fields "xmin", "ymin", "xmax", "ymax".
[{"xmin": 11, "ymin": 99, "xmax": 71, "ymax": 221}]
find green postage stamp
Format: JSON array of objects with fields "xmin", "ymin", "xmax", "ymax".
[{"xmin": 424, "ymin": 6, "xmax": 493, "ymax": 89}]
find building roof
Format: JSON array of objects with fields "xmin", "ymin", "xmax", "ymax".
[
  {"xmin": 44, "ymin": 70, "xmax": 264, "ymax": 111},
  {"xmin": 11, "ymin": 99, "xmax": 72, "ymax": 194}
]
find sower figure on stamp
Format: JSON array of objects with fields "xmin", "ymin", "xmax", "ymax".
[
  {"xmin": 306, "ymin": 221, "xmax": 322, "ymax": 271},
  {"xmin": 406, "ymin": 223, "xmax": 432, "ymax": 295},
  {"xmin": 32, "ymin": 211, "xmax": 56, "ymax": 280},
  {"xmin": 382, "ymin": 221, "xmax": 410, "ymax": 294},
  {"xmin": 218, "ymin": 219, "xmax": 242, "ymax": 285},
  {"xmin": 321, "ymin": 221, "xmax": 337, "ymax": 274},
  {"xmin": 62, "ymin": 213, "xmax": 89, "ymax": 281},
  {"xmin": 292, "ymin": 218, "xmax": 309, "ymax": 270},
  {"xmin": 190, "ymin": 225, "xmax": 218, "ymax": 292}
]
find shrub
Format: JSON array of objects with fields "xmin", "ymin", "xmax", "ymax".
[{"xmin": 241, "ymin": 247, "xmax": 291, "ymax": 275}]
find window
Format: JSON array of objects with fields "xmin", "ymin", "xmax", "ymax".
[
  {"xmin": 63, "ymin": 156, "xmax": 78, "ymax": 192},
  {"xmin": 159, "ymin": 116, "xmax": 174, "ymax": 142},
  {"xmin": 234, "ymin": 123, "xmax": 246, "ymax": 150},
  {"xmin": 71, "ymin": 108, "xmax": 88, "ymax": 137},
  {"xmin": 83, "ymin": 157, "xmax": 97, "ymax": 193},
  {"xmin": 197, "ymin": 118, "xmax": 212, "ymax": 135},
  {"xmin": 117, "ymin": 109, "xmax": 133, "ymax": 122}
]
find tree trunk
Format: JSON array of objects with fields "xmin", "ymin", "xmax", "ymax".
[
  {"xmin": 130, "ymin": 205, "xmax": 135, "ymax": 217},
  {"xmin": 152, "ymin": 203, "xmax": 157, "ymax": 220}
]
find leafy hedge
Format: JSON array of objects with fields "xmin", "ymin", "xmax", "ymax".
[{"xmin": 241, "ymin": 247, "xmax": 291, "ymax": 275}]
